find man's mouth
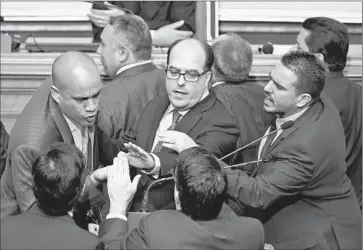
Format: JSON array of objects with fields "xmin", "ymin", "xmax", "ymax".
[{"xmin": 173, "ymin": 90, "xmax": 187, "ymax": 97}]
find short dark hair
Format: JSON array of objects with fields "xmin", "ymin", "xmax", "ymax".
[
  {"xmin": 166, "ymin": 39, "xmax": 214, "ymax": 71},
  {"xmin": 281, "ymin": 51, "xmax": 326, "ymax": 100},
  {"xmin": 302, "ymin": 17, "xmax": 349, "ymax": 72},
  {"xmin": 174, "ymin": 147, "xmax": 227, "ymax": 220},
  {"xmin": 33, "ymin": 143, "xmax": 86, "ymax": 216},
  {"xmin": 212, "ymin": 33, "xmax": 253, "ymax": 82},
  {"xmin": 109, "ymin": 14, "xmax": 152, "ymax": 60}
]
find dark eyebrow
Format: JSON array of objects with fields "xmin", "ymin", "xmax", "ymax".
[
  {"xmin": 269, "ymin": 73, "xmax": 285, "ymax": 89},
  {"xmin": 73, "ymin": 89, "xmax": 102, "ymax": 100}
]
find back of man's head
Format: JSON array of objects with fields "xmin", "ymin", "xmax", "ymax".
[
  {"xmin": 174, "ymin": 147, "xmax": 227, "ymax": 220},
  {"xmin": 109, "ymin": 14, "xmax": 152, "ymax": 61},
  {"xmin": 33, "ymin": 143, "xmax": 86, "ymax": 216},
  {"xmin": 302, "ymin": 17, "xmax": 349, "ymax": 72},
  {"xmin": 281, "ymin": 50, "xmax": 326, "ymax": 100},
  {"xmin": 212, "ymin": 33, "xmax": 253, "ymax": 83}
]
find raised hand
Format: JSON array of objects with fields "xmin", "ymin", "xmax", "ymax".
[
  {"xmin": 107, "ymin": 152, "xmax": 141, "ymax": 215},
  {"xmin": 157, "ymin": 130, "xmax": 198, "ymax": 153},
  {"xmin": 124, "ymin": 142, "xmax": 155, "ymax": 170}
]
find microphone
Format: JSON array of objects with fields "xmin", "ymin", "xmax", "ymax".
[
  {"xmin": 141, "ymin": 176, "xmax": 174, "ymax": 212},
  {"xmin": 223, "ymin": 155, "xmax": 273, "ymax": 169},
  {"xmin": 258, "ymin": 42, "xmax": 274, "ymax": 54},
  {"xmin": 220, "ymin": 121, "xmax": 294, "ymax": 161}
]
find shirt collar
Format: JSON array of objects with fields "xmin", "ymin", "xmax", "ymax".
[
  {"xmin": 63, "ymin": 114, "xmax": 78, "ymax": 133},
  {"xmin": 275, "ymin": 106, "xmax": 309, "ymax": 129},
  {"xmin": 116, "ymin": 60, "xmax": 152, "ymax": 76},
  {"xmin": 212, "ymin": 81, "xmax": 226, "ymax": 88},
  {"xmin": 167, "ymin": 89, "xmax": 210, "ymax": 116}
]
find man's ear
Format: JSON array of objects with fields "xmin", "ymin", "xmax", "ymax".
[
  {"xmin": 117, "ymin": 46, "xmax": 129, "ymax": 63},
  {"xmin": 297, "ymin": 93, "xmax": 312, "ymax": 108},
  {"xmin": 50, "ymin": 85, "xmax": 60, "ymax": 104}
]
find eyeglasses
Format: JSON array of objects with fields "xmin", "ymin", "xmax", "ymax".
[{"xmin": 165, "ymin": 69, "xmax": 207, "ymax": 82}]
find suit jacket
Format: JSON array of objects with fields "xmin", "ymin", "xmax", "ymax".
[
  {"xmin": 99, "ymin": 205, "xmax": 264, "ymax": 250},
  {"xmin": 213, "ymin": 82, "xmax": 273, "ymax": 170},
  {"xmin": 114, "ymin": 91, "xmax": 239, "ymax": 212},
  {"xmin": 324, "ymin": 71, "xmax": 362, "ymax": 206},
  {"xmin": 93, "ymin": 1, "xmax": 196, "ymax": 42},
  {"xmin": 1, "ymin": 204, "xmax": 100, "ymax": 249},
  {"xmin": 0, "ymin": 78, "xmax": 118, "ymax": 220},
  {"xmin": 0, "ymin": 121, "xmax": 10, "ymax": 177},
  {"xmin": 98, "ymin": 62, "xmax": 166, "ymax": 141},
  {"xmin": 226, "ymin": 97, "xmax": 362, "ymax": 250}
]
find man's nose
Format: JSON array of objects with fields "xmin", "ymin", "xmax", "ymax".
[
  {"xmin": 176, "ymin": 74, "xmax": 186, "ymax": 86},
  {"xmin": 85, "ymin": 98, "xmax": 97, "ymax": 112}
]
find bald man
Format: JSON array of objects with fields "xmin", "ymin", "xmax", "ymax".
[{"xmin": 0, "ymin": 52, "xmax": 118, "ymax": 227}]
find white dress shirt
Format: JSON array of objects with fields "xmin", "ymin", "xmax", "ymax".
[{"xmin": 116, "ymin": 60, "xmax": 152, "ymax": 76}]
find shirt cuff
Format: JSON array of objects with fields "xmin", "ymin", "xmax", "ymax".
[
  {"xmin": 141, "ymin": 153, "xmax": 160, "ymax": 179},
  {"xmin": 106, "ymin": 213, "xmax": 127, "ymax": 221},
  {"xmin": 90, "ymin": 174, "xmax": 100, "ymax": 186}
]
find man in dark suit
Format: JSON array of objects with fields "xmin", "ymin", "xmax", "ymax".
[
  {"xmin": 1, "ymin": 143, "xmax": 100, "ymax": 250},
  {"xmin": 97, "ymin": 15, "xmax": 166, "ymax": 140},
  {"xmin": 99, "ymin": 148, "xmax": 264, "ymax": 250},
  {"xmin": 210, "ymin": 33, "xmax": 273, "ymax": 171},
  {"xmin": 292, "ymin": 16, "xmax": 362, "ymax": 207},
  {"xmin": 0, "ymin": 52, "xmax": 118, "ymax": 225},
  {"xmin": 88, "ymin": 1, "xmax": 195, "ymax": 46},
  {"xmin": 226, "ymin": 51, "xmax": 362, "ymax": 249},
  {"xmin": 110, "ymin": 39, "xmax": 239, "ymax": 213}
]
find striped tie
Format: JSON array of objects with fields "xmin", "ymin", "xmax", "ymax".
[{"xmin": 152, "ymin": 110, "xmax": 182, "ymax": 153}]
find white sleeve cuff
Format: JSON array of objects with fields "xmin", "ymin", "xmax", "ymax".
[
  {"xmin": 106, "ymin": 213, "xmax": 127, "ymax": 221},
  {"xmin": 90, "ymin": 174, "xmax": 100, "ymax": 186}
]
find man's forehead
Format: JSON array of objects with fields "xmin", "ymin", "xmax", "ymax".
[{"xmin": 271, "ymin": 62, "xmax": 297, "ymax": 82}]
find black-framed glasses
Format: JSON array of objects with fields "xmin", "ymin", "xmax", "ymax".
[{"xmin": 165, "ymin": 69, "xmax": 207, "ymax": 82}]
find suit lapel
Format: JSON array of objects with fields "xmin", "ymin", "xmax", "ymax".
[
  {"xmin": 174, "ymin": 91, "xmax": 217, "ymax": 134},
  {"xmin": 267, "ymin": 100, "xmax": 322, "ymax": 154},
  {"xmin": 49, "ymin": 95, "xmax": 74, "ymax": 144},
  {"xmin": 145, "ymin": 95, "xmax": 170, "ymax": 151}
]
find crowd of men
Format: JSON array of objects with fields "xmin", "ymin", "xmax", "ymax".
[{"xmin": 0, "ymin": 9, "xmax": 362, "ymax": 250}]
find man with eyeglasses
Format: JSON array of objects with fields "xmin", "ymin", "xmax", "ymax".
[{"xmin": 108, "ymin": 38, "xmax": 239, "ymax": 213}]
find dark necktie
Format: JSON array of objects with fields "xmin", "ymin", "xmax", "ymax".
[
  {"xmin": 152, "ymin": 109, "xmax": 182, "ymax": 153},
  {"xmin": 259, "ymin": 121, "xmax": 277, "ymax": 158},
  {"xmin": 86, "ymin": 133, "xmax": 93, "ymax": 171}
]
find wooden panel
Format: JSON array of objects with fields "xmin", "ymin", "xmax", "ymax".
[
  {"xmin": 1, "ymin": 51, "xmax": 361, "ymax": 133},
  {"xmin": 216, "ymin": 2, "xmax": 362, "ymax": 44},
  {"xmin": 218, "ymin": 2, "xmax": 362, "ymax": 23}
]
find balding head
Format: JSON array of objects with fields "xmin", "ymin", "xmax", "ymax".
[
  {"xmin": 51, "ymin": 51, "xmax": 103, "ymax": 129},
  {"xmin": 212, "ymin": 33, "xmax": 253, "ymax": 83}
]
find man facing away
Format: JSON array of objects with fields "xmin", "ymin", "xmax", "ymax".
[
  {"xmin": 210, "ymin": 33, "xmax": 273, "ymax": 171},
  {"xmin": 292, "ymin": 17, "xmax": 362, "ymax": 206},
  {"xmin": 99, "ymin": 148, "xmax": 264, "ymax": 250},
  {"xmin": 97, "ymin": 14, "xmax": 166, "ymax": 141},
  {"xmin": 1, "ymin": 143, "xmax": 100, "ymax": 250},
  {"xmin": 0, "ymin": 52, "xmax": 118, "ymax": 227}
]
